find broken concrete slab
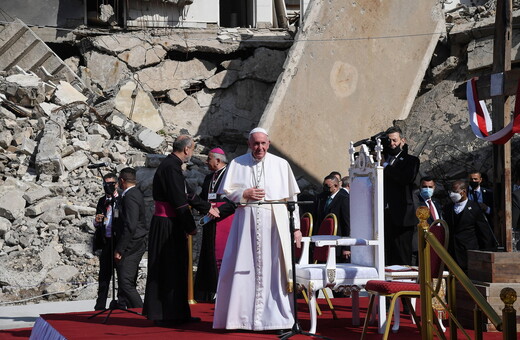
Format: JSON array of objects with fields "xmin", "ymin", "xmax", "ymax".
[
  {"xmin": 18, "ymin": 137, "xmax": 36, "ymax": 156},
  {"xmin": 35, "ymin": 112, "xmax": 66, "ymax": 176},
  {"xmin": 0, "ymin": 130, "xmax": 13, "ymax": 149},
  {"xmin": 133, "ymin": 127, "xmax": 165, "ymax": 152},
  {"xmin": 25, "ymin": 198, "xmax": 66, "ymax": 217},
  {"xmin": 467, "ymin": 30, "xmax": 520, "ymax": 71},
  {"xmin": 239, "ymin": 47, "xmax": 286, "ymax": 82},
  {"xmin": 167, "ymin": 88, "xmax": 188, "ymax": 104},
  {"xmin": 259, "ymin": 0, "xmax": 444, "ymax": 181},
  {"xmin": 89, "ymin": 34, "xmax": 147, "ymax": 54},
  {"xmin": 205, "ymin": 70, "xmax": 239, "ymax": 89},
  {"xmin": 53, "ymin": 81, "xmax": 88, "ymax": 106},
  {"xmin": 136, "ymin": 58, "xmax": 217, "ymax": 92},
  {"xmin": 87, "ymin": 123, "xmax": 111, "ymax": 139},
  {"xmin": 118, "ymin": 44, "xmax": 166, "ymax": 69},
  {"xmin": 113, "ymin": 80, "xmax": 164, "ymax": 132},
  {"xmin": 83, "ymin": 50, "xmax": 130, "ymax": 92},
  {"xmin": 160, "ymin": 97, "xmax": 206, "ymax": 136}
]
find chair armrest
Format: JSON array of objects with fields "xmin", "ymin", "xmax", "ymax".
[
  {"xmin": 297, "ymin": 236, "xmax": 311, "ymax": 265},
  {"xmin": 335, "ymin": 237, "xmax": 378, "ymax": 246},
  {"xmin": 312, "ymin": 235, "xmax": 341, "ymax": 247}
]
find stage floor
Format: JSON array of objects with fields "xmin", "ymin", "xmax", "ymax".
[{"xmin": 1, "ymin": 298, "xmax": 504, "ymax": 340}]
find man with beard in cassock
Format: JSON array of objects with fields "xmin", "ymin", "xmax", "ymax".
[{"xmin": 143, "ymin": 135, "xmax": 220, "ymax": 327}]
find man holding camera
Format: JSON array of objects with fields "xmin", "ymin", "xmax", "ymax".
[
  {"xmin": 93, "ymin": 173, "xmax": 119, "ymax": 311},
  {"xmin": 382, "ymin": 126, "xmax": 420, "ymax": 265}
]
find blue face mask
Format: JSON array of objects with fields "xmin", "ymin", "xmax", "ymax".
[{"xmin": 420, "ymin": 187, "xmax": 434, "ymax": 200}]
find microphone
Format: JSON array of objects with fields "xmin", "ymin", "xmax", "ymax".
[{"xmin": 87, "ymin": 162, "xmax": 109, "ymax": 169}]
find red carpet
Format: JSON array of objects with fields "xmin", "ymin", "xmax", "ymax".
[{"xmin": 0, "ymin": 298, "xmax": 504, "ymax": 339}]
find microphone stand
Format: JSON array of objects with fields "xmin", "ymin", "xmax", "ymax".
[{"xmin": 237, "ymin": 200, "xmax": 331, "ymax": 340}]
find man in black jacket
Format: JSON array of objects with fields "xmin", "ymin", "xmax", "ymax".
[
  {"xmin": 143, "ymin": 135, "xmax": 220, "ymax": 327},
  {"xmin": 93, "ymin": 173, "xmax": 119, "ymax": 311},
  {"xmin": 314, "ymin": 174, "xmax": 350, "ymax": 262},
  {"xmin": 383, "ymin": 126, "xmax": 420, "ymax": 265},
  {"xmin": 444, "ymin": 180, "xmax": 495, "ymax": 272},
  {"xmin": 113, "ymin": 167, "xmax": 149, "ymax": 309}
]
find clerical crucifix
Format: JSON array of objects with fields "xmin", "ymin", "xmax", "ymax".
[{"xmin": 455, "ymin": 0, "xmax": 515, "ymax": 251}]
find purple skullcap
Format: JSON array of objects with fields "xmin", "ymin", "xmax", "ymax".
[{"xmin": 209, "ymin": 147, "xmax": 225, "ymax": 155}]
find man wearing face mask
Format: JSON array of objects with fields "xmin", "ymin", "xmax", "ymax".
[
  {"xmin": 382, "ymin": 126, "xmax": 420, "ymax": 266},
  {"xmin": 412, "ymin": 176, "xmax": 442, "ymax": 265},
  {"xmin": 93, "ymin": 173, "xmax": 119, "ymax": 311},
  {"xmin": 467, "ymin": 171, "xmax": 494, "ymax": 225},
  {"xmin": 314, "ymin": 174, "xmax": 351, "ymax": 262},
  {"xmin": 443, "ymin": 180, "xmax": 495, "ymax": 272}
]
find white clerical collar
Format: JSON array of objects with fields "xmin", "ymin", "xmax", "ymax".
[
  {"xmin": 454, "ymin": 198, "xmax": 468, "ymax": 214},
  {"xmin": 330, "ymin": 190, "xmax": 339, "ymax": 200}
]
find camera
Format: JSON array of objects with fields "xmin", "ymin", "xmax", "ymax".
[{"xmin": 353, "ymin": 131, "xmax": 390, "ymax": 153}]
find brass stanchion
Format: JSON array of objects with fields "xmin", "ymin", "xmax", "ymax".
[
  {"xmin": 500, "ymin": 287, "xmax": 517, "ymax": 340},
  {"xmin": 448, "ymin": 273, "xmax": 458, "ymax": 340},
  {"xmin": 188, "ymin": 234, "xmax": 197, "ymax": 304},
  {"xmin": 417, "ymin": 206, "xmax": 434, "ymax": 340}
]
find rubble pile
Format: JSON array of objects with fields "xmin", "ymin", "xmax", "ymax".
[{"xmin": 0, "ymin": 25, "xmax": 292, "ymax": 305}]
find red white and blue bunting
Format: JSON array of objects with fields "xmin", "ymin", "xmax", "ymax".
[{"xmin": 466, "ymin": 77, "xmax": 520, "ymax": 144}]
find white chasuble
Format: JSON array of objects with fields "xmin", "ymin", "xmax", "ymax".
[{"xmin": 213, "ymin": 152, "xmax": 300, "ymax": 330}]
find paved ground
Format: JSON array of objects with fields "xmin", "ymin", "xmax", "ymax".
[{"xmin": 0, "ymin": 299, "xmax": 96, "ymax": 330}]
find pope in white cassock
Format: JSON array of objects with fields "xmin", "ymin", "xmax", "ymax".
[{"xmin": 212, "ymin": 127, "xmax": 303, "ymax": 332}]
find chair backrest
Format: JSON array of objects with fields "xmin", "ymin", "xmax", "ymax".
[
  {"xmin": 428, "ymin": 219, "xmax": 449, "ymax": 279},
  {"xmin": 313, "ymin": 213, "xmax": 337, "ymax": 263},
  {"xmin": 295, "ymin": 212, "xmax": 313, "ymax": 261},
  {"xmin": 300, "ymin": 212, "xmax": 313, "ymax": 237}
]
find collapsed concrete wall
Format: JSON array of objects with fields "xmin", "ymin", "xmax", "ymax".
[{"xmin": 260, "ymin": 0, "xmax": 444, "ymax": 181}]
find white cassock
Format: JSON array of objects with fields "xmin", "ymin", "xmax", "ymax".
[{"xmin": 212, "ymin": 152, "xmax": 300, "ymax": 330}]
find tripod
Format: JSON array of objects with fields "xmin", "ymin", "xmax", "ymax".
[
  {"xmin": 89, "ymin": 184, "xmax": 142, "ymax": 323},
  {"xmin": 238, "ymin": 200, "xmax": 331, "ymax": 339}
]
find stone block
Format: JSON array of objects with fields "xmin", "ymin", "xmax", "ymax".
[
  {"xmin": 105, "ymin": 110, "xmax": 135, "ymax": 134},
  {"xmin": 1, "ymin": 74, "xmax": 46, "ymax": 107},
  {"xmin": 22, "ymin": 187, "xmax": 52, "ymax": 205},
  {"xmin": 0, "ymin": 190, "xmax": 26, "ymax": 221},
  {"xmin": 87, "ymin": 123, "xmax": 111, "ymax": 139},
  {"xmin": 0, "ymin": 216, "xmax": 11, "ymax": 237},
  {"xmin": 86, "ymin": 135, "xmax": 105, "ymax": 154},
  {"xmin": 0, "ymin": 130, "xmax": 13, "ymax": 149},
  {"xmin": 134, "ymin": 127, "xmax": 165, "ymax": 152},
  {"xmin": 63, "ymin": 204, "xmax": 96, "ymax": 216},
  {"xmin": 35, "ymin": 113, "xmax": 66, "ymax": 176},
  {"xmin": 25, "ymin": 198, "xmax": 65, "ymax": 217},
  {"xmin": 18, "ymin": 137, "xmax": 36, "ymax": 156},
  {"xmin": 62, "ymin": 152, "xmax": 89, "ymax": 172}
]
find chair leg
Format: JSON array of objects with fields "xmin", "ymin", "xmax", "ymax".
[
  {"xmin": 404, "ymin": 297, "xmax": 421, "ymax": 333},
  {"xmin": 308, "ymin": 288, "xmax": 318, "ymax": 334},
  {"xmin": 361, "ymin": 294, "xmax": 376, "ymax": 340},
  {"xmin": 302, "ymin": 288, "xmax": 322, "ymax": 316},
  {"xmin": 377, "ymin": 295, "xmax": 387, "ymax": 334},
  {"xmin": 383, "ymin": 295, "xmax": 398, "ymax": 340},
  {"xmin": 351, "ymin": 290, "xmax": 360, "ymax": 326},
  {"xmin": 321, "ymin": 288, "xmax": 338, "ymax": 320},
  {"xmin": 391, "ymin": 298, "xmax": 400, "ymax": 333}
]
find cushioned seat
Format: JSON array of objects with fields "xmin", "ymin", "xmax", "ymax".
[
  {"xmin": 297, "ymin": 264, "xmax": 379, "ymax": 281},
  {"xmin": 365, "ymin": 280, "xmax": 419, "ymax": 295}
]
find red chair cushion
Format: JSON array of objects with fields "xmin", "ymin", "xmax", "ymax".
[
  {"xmin": 365, "ymin": 280, "xmax": 420, "ymax": 295},
  {"xmin": 313, "ymin": 216, "xmax": 336, "ymax": 263}
]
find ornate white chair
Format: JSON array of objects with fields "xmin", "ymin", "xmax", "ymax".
[{"xmin": 296, "ymin": 142, "xmax": 387, "ymax": 334}]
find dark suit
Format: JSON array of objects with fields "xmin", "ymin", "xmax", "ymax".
[
  {"xmin": 443, "ymin": 199, "xmax": 495, "ymax": 272},
  {"xmin": 93, "ymin": 194, "xmax": 117, "ymax": 310},
  {"xmin": 314, "ymin": 190, "xmax": 350, "ymax": 261},
  {"xmin": 114, "ymin": 186, "xmax": 148, "ymax": 308},
  {"xmin": 412, "ymin": 194, "xmax": 443, "ymax": 263},
  {"xmin": 383, "ymin": 145, "xmax": 420, "ymax": 265}
]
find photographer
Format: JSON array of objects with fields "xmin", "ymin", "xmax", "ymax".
[{"xmin": 93, "ymin": 173, "xmax": 119, "ymax": 311}]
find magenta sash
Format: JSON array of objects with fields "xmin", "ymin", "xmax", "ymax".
[{"xmin": 154, "ymin": 201, "xmax": 176, "ymax": 217}]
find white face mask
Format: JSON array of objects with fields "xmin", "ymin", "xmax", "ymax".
[{"xmin": 449, "ymin": 191, "xmax": 462, "ymax": 203}]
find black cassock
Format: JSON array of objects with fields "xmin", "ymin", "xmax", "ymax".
[
  {"xmin": 194, "ymin": 166, "xmax": 236, "ymax": 301},
  {"xmin": 143, "ymin": 154, "xmax": 210, "ymax": 322}
]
